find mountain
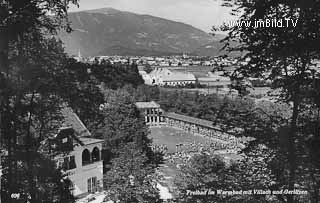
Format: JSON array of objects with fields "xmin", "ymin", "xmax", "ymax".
[
  {"xmin": 59, "ymin": 8, "xmax": 222, "ymax": 57},
  {"xmin": 191, "ymin": 39, "xmax": 242, "ymax": 57},
  {"xmin": 191, "ymin": 41, "xmax": 225, "ymax": 56}
]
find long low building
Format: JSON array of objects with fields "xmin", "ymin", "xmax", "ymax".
[
  {"xmin": 149, "ymin": 68, "xmax": 196, "ymax": 86},
  {"xmin": 164, "ymin": 112, "xmax": 237, "ymax": 143}
]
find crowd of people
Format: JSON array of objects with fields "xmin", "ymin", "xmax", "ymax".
[
  {"xmin": 151, "ymin": 144, "xmax": 168, "ymax": 154},
  {"xmin": 151, "ymin": 124, "xmax": 247, "ymax": 171}
]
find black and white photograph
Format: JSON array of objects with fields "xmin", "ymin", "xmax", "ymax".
[{"xmin": 1, "ymin": 0, "xmax": 320, "ymax": 202}]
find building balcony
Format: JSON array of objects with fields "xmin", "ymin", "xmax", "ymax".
[
  {"xmin": 63, "ymin": 160, "xmax": 103, "ymax": 176},
  {"xmin": 82, "ymin": 158, "xmax": 102, "ymax": 166},
  {"xmin": 82, "ymin": 160, "xmax": 103, "ymax": 172}
]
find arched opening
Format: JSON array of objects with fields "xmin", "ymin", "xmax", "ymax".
[
  {"xmin": 82, "ymin": 149, "xmax": 91, "ymax": 166},
  {"xmin": 92, "ymin": 147, "xmax": 100, "ymax": 162}
]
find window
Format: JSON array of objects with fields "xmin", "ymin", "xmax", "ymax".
[
  {"xmin": 69, "ymin": 156, "xmax": 76, "ymax": 169},
  {"xmin": 62, "ymin": 157, "xmax": 69, "ymax": 170},
  {"xmin": 82, "ymin": 149, "xmax": 91, "ymax": 166},
  {"xmin": 62, "ymin": 138, "xmax": 68, "ymax": 143},
  {"xmin": 69, "ymin": 182, "xmax": 75, "ymax": 195},
  {"xmin": 57, "ymin": 159, "xmax": 64, "ymax": 169},
  {"xmin": 62, "ymin": 156, "xmax": 76, "ymax": 170},
  {"xmin": 87, "ymin": 177, "xmax": 98, "ymax": 193},
  {"xmin": 92, "ymin": 147, "xmax": 100, "ymax": 162},
  {"xmin": 92, "ymin": 177, "xmax": 97, "ymax": 192},
  {"xmin": 87, "ymin": 179, "xmax": 91, "ymax": 193}
]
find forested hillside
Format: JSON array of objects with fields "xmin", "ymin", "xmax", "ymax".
[{"xmin": 59, "ymin": 8, "xmax": 218, "ymax": 56}]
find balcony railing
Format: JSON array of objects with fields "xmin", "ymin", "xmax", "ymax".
[{"xmin": 82, "ymin": 159, "xmax": 101, "ymax": 167}]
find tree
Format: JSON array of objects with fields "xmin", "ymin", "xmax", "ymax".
[
  {"xmin": 98, "ymin": 86, "xmax": 163, "ymax": 163},
  {"xmin": 97, "ymin": 87, "xmax": 163, "ymax": 202},
  {"xmin": 144, "ymin": 64, "xmax": 153, "ymax": 74},
  {"xmin": 0, "ymin": 1, "xmax": 89, "ymax": 202},
  {"xmin": 134, "ymin": 85, "xmax": 160, "ymax": 102},
  {"xmin": 1, "ymin": 152, "xmax": 75, "ymax": 203},
  {"xmin": 219, "ymin": 0, "xmax": 320, "ymax": 202},
  {"xmin": 92, "ymin": 62, "xmax": 144, "ymax": 90},
  {"xmin": 174, "ymin": 154, "xmax": 228, "ymax": 203},
  {"xmin": 57, "ymin": 59, "xmax": 105, "ymax": 131},
  {"xmin": 97, "ymin": 88, "xmax": 150, "ymax": 157},
  {"xmin": 0, "ymin": 34, "xmax": 78, "ymax": 203},
  {"xmin": 103, "ymin": 143, "xmax": 162, "ymax": 203},
  {"xmin": 174, "ymin": 151, "xmax": 278, "ymax": 203},
  {"xmin": 0, "ymin": 0, "xmax": 78, "ymax": 73}
]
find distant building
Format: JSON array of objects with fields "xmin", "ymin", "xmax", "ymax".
[
  {"xmin": 135, "ymin": 101, "xmax": 164, "ymax": 125},
  {"xmin": 73, "ymin": 50, "xmax": 83, "ymax": 62},
  {"xmin": 159, "ymin": 62, "xmax": 170, "ymax": 66},
  {"xmin": 203, "ymin": 61, "xmax": 213, "ymax": 66},
  {"xmin": 149, "ymin": 68, "xmax": 196, "ymax": 86},
  {"xmin": 139, "ymin": 70, "xmax": 153, "ymax": 85},
  {"xmin": 182, "ymin": 53, "xmax": 189, "ymax": 59},
  {"xmin": 50, "ymin": 107, "xmax": 104, "ymax": 197}
]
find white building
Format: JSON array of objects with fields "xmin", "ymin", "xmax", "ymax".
[
  {"xmin": 50, "ymin": 107, "xmax": 104, "ymax": 197},
  {"xmin": 73, "ymin": 50, "xmax": 83, "ymax": 62},
  {"xmin": 135, "ymin": 101, "xmax": 164, "ymax": 125},
  {"xmin": 149, "ymin": 68, "xmax": 196, "ymax": 86}
]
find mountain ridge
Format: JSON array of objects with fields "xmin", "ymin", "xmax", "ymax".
[
  {"xmin": 60, "ymin": 7, "xmax": 225, "ymax": 57},
  {"xmin": 71, "ymin": 7, "xmax": 215, "ymax": 34}
]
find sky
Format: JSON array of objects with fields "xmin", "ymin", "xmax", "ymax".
[{"xmin": 69, "ymin": 0, "xmax": 235, "ymax": 33}]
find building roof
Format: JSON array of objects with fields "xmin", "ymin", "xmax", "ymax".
[
  {"xmin": 139, "ymin": 70, "xmax": 147, "ymax": 75},
  {"xmin": 139, "ymin": 71, "xmax": 153, "ymax": 85},
  {"xmin": 150, "ymin": 68, "xmax": 196, "ymax": 82},
  {"xmin": 189, "ymin": 71, "xmax": 210, "ymax": 78},
  {"xmin": 59, "ymin": 107, "xmax": 104, "ymax": 146},
  {"xmin": 163, "ymin": 70, "xmax": 196, "ymax": 82},
  {"xmin": 164, "ymin": 112, "xmax": 223, "ymax": 132},
  {"xmin": 135, "ymin": 101, "xmax": 160, "ymax": 109},
  {"xmin": 60, "ymin": 107, "xmax": 91, "ymax": 138},
  {"xmin": 78, "ymin": 137, "xmax": 104, "ymax": 145}
]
